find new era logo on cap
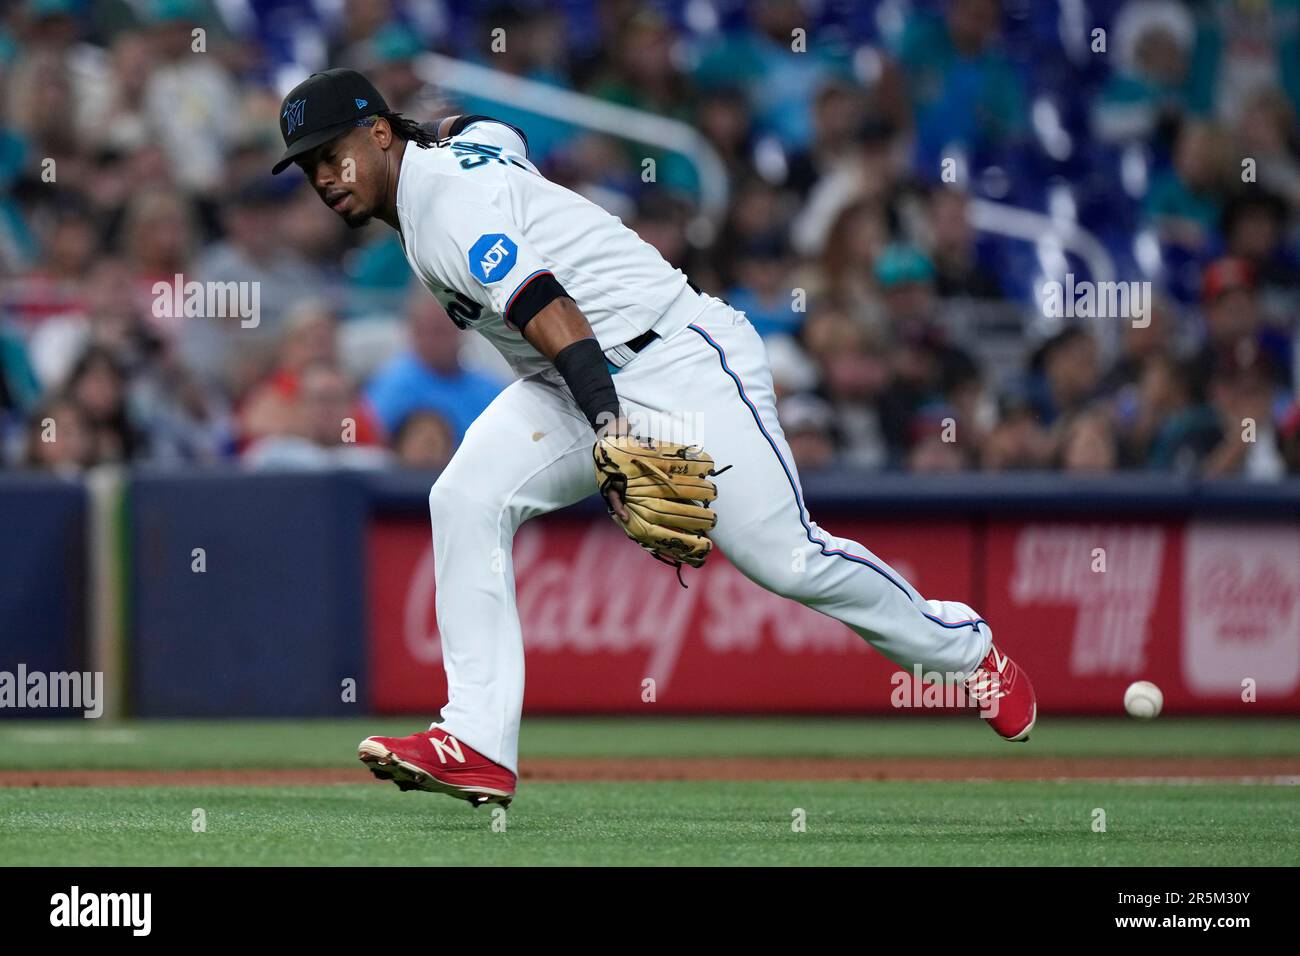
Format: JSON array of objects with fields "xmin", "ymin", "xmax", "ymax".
[{"xmin": 355, "ymin": 99, "xmax": 368, "ymax": 109}]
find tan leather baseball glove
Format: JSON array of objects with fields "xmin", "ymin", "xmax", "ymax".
[{"xmin": 592, "ymin": 435, "xmax": 723, "ymax": 573}]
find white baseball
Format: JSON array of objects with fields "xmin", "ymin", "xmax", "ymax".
[{"xmin": 1124, "ymin": 681, "xmax": 1163, "ymax": 719}]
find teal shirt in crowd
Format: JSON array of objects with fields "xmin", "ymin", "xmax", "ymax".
[
  {"xmin": 693, "ymin": 30, "xmax": 851, "ymax": 150},
  {"xmin": 894, "ymin": 11, "xmax": 1025, "ymax": 162}
]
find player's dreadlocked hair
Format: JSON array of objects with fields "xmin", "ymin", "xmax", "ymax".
[{"xmin": 372, "ymin": 110, "xmax": 437, "ymax": 149}]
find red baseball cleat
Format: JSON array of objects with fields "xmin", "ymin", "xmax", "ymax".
[
  {"xmin": 964, "ymin": 643, "xmax": 1037, "ymax": 741},
  {"xmin": 358, "ymin": 727, "xmax": 516, "ymax": 808}
]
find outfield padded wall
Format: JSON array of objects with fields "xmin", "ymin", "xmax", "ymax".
[
  {"xmin": 364, "ymin": 472, "xmax": 1300, "ymax": 717},
  {"xmin": 11, "ymin": 470, "xmax": 1298, "ymax": 718},
  {"xmin": 127, "ymin": 471, "xmax": 368, "ymax": 717},
  {"xmin": 0, "ymin": 476, "xmax": 87, "ymax": 701}
]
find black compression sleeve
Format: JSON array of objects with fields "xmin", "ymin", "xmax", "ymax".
[
  {"xmin": 553, "ymin": 338, "xmax": 620, "ymax": 432},
  {"xmin": 506, "ymin": 272, "xmax": 567, "ymax": 331}
]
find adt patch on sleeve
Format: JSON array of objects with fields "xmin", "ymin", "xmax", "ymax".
[{"xmin": 469, "ymin": 233, "xmax": 518, "ymax": 283}]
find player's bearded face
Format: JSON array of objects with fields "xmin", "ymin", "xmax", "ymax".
[{"xmin": 298, "ymin": 128, "xmax": 386, "ymax": 229}]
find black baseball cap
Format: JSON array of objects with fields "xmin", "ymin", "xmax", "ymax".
[{"xmin": 272, "ymin": 68, "xmax": 389, "ymax": 175}]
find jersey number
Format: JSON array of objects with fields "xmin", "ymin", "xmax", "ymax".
[{"xmin": 442, "ymin": 288, "xmax": 482, "ymax": 329}]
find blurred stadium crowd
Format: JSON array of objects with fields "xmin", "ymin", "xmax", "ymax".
[{"xmin": 1, "ymin": 0, "xmax": 1299, "ymax": 478}]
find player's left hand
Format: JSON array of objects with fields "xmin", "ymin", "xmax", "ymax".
[
  {"xmin": 592, "ymin": 434, "xmax": 722, "ymax": 571},
  {"xmin": 594, "ymin": 417, "xmax": 631, "ymax": 522}
]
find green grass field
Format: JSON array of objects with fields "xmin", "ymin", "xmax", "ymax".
[{"xmin": 1, "ymin": 717, "xmax": 1297, "ymax": 866}]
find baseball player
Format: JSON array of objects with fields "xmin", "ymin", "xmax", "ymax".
[{"xmin": 272, "ymin": 69, "xmax": 1037, "ymax": 808}]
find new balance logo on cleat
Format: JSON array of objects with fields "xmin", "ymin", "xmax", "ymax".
[
  {"xmin": 964, "ymin": 643, "xmax": 1038, "ymax": 742},
  {"xmin": 429, "ymin": 734, "xmax": 465, "ymax": 764},
  {"xmin": 357, "ymin": 728, "xmax": 516, "ymax": 807}
]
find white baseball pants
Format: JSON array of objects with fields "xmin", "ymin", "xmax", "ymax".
[{"xmin": 427, "ymin": 292, "xmax": 992, "ymax": 773}]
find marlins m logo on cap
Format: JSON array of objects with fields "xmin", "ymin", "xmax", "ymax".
[
  {"xmin": 271, "ymin": 69, "xmax": 390, "ymax": 175},
  {"xmin": 282, "ymin": 98, "xmax": 306, "ymax": 137}
]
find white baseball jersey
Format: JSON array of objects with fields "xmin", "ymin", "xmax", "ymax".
[
  {"xmin": 395, "ymin": 120, "xmax": 688, "ymax": 379},
  {"xmin": 395, "ymin": 121, "xmax": 996, "ymax": 777}
]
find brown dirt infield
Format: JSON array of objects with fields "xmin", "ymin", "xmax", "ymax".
[{"xmin": 2, "ymin": 756, "xmax": 1298, "ymax": 787}]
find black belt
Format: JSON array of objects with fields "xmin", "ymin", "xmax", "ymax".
[
  {"xmin": 604, "ymin": 329, "xmax": 659, "ymax": 370},
  {"xmin": 607, "ymin": 280, "xmax": 701, "ymax": 369},
  {"xmin": 624, "ymin": 330, "xmax": 658, "ymax": 353}
]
